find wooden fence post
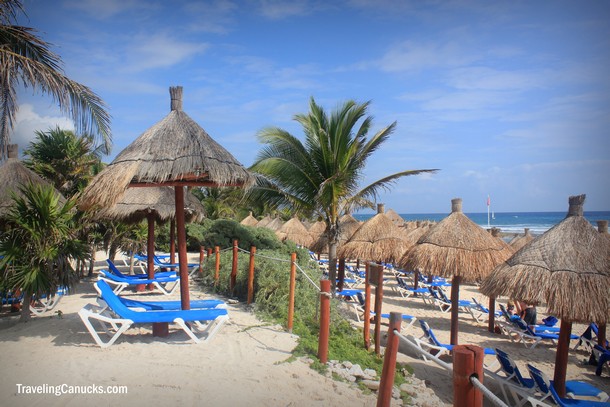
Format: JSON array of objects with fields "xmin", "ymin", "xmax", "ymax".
[
  {"xmin": 287, "ymin": 252, "xmax": 297, "ymax": 332},
  {"xmin": 214, "ymin": 246, "xmax": 220, "ymax": 284},
  {"xmin": 230, "ymin": 239, "xmax": 238, "ymax": 294},
  {"xmin": 247, "ymin": 246, "xmax": 256, "ymax": 305},
  {"xmin": 199, "ymin": 246, "xmax": 205, "ymax": 277},
  {"xmin": 318, "ymin": 279, "xmax": 331, "ymax": 364},
  {"xmin": 376, "ymin": 312, "xmax": 402, "ymax": 407},
  {"xmin": 453, "ymin": 345, "xmax": 484, "ymax": 407}
]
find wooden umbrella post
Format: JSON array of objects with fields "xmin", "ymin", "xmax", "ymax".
[
  {"xmin": 364, "ymin": 262, "xmax": 371, "ymax": 349},
  {"xmin": 450, "ymin": 274, "xmax": 461, "ymax": 345},
  {"xmin": 488, "ymin": 296, "xmax": 496, "ymax": 333},
  {"xmin": 374, "ymin": 263, "xmax": 384, "ymax": 356},
  {"xmin": 169, "ymin": 219, "xmax": 176, "ymax": 264},
  {"xmin": 146, "ymin": 211, "xmax": 155, "ymax": 291},
  {"xmin": 553, "ymin": 320, "xmax": 572, "ymax": 398},
  {"xmin": 175, "ymin": 186, "xmax": 190, "ymax": 310},
  {"xmin": 337, "ymin": 257, "xmax": 346, "ymax": 292},
  {"xmin": 247, "ymin": 246, "xmax": 256, "ymax": 305},
  {"xmin": 230, "ymin": 239, "xmax": 238, "ymax": 294},
  {"xmin": 287, "ymin": 252, "xmax": 297, "ymax": 332}
]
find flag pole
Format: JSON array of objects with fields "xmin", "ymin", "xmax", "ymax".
[{"xmin": 487, "ymin": 195, "xmax": 490, "ymax": 228}]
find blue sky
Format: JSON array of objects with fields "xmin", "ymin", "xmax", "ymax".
[{"xmin": 13, "ymin": 0, "xmax": 610, "ymax": 214}]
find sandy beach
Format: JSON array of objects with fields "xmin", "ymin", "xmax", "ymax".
[{"xmin": 1, "ymin": 253, "xmax": 608, "ymax": 407}]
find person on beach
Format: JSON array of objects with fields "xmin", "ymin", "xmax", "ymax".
[
  {"xmin": 507, "ymin": 301, "xmax": 517, "ymax": 316},
  {"xmin": 516, "ymin": 300, "xmax": 537, "ymax": 328}
]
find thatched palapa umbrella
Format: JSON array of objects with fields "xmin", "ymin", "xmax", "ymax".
[
  {"xmin": 95, "ymin": 186, "xmax": 205, "ymax": 277},
  {"xmin": 509, "ymin": 228, "xmax": 535, "ymax": 251},
  {"xmin": 265, "ymin": 216, "xmax": 284, "ymax": 232},
  {"xmin": 240, "ymin": 211, "xmax": 259, "ymax": 227},
  {"xmin": 385, "ymin": 207, "xmax": 406, "ymax": 227},
  {"xmin": 276, "ymin": 216, "xmax": 313, "ymax": 247},
  {"xmin": 256, "ymin": 215, "xmax": 272, "ymax": 228},
  {"xmin": 338, "ymin": 204, "xmax": 409, "ymax": 264},
  {"xmin": 480, "ymin": 195, "xmax": 610, "ymax": 397},
  {"xmin": 80, "ymin": 86, "xmax": 253, "ymax": 309},
  {"xmin": 399, "ymin": 198, "xmax": 514, "ymax": 345},
  {"xmin": 0, "ymin": 144, "xmax": 65, "ymax": 220}
]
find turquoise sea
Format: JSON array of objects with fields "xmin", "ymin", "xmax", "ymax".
[{"xmin": 353, "ymin": 211, "xmax": 610, "ymax": 235}]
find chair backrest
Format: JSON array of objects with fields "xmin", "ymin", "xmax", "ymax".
[
  {"xmin": 106, "ymin": 259, "xmax": 127, "ymax": 278},
  {"xmin": 472, "ymin": 297, "xmax": 489, "ymax": 313},
  {"xmin": 526, "ymin": 364, "xmax": 552, "ymax": 398},
  {"xmin": 95, "ymin": 280, "xmax": 136, "ymax": 319},
  {"xmin": 496, "ymin": 348, "xmax": 530, "ymax": 386},
  {"xmin": 437, "ymin": 289, "xmax": 451, "ymax": 303},
  {"xmin": 427, "ymin": 287, "xmax": 441, "ymax": 300},
  {"xmin": 419, "ymin": 320, "xmax": 443, "ymax": 346},
  {"xmin": 356, "ymin": 292, "xmax": 366, "ymax": 307}
]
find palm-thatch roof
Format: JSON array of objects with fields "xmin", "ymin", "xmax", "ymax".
[
  {"xmin": 94, "ymin": 186, "xmax": 205, "ymax": 224},
  {"xmin": 509, "ymin": 228, "xmax": 535, "ymax": 251},
  {"xmin": 597, "ymin": 220, "xmax": 609, "ymax": 241},
  {"xmin": 308, "ymin": 220, "xmax": 326, "ymax": 239},
  {"xmin": 275, "ymin": 216, "xmax": 313, "ymax": 247},
  {"xmin": 338, "ymin": 205, "xmax": 410, "ymax": 263},
  {"xmin": 398, "ymin": 198, "xmax": 514, "ymax": 282},
  {"xmin": 256, "ymin": 215, "xmax": 272, "ymax": 228},
  {"xmin": 385, "ymin": 207, "xmax": 405, "ymax": 227},
  {"xmin": 0, "ymin": 144, "xmax": 65, "ymax": 218},
  {"xmin": 265, "ymin": 217, "xmax": 284, "ymax": 232},
  {"xmin": 79, "ymin": 86, "xmax": 254, "ymax": 210},
  {"xmin": 480, "ymin": 195, "xmax": 610, "ymax": 324},
  {"xmin": 240, "ymin": 211, "xmax": 258, "ymax": 227}
]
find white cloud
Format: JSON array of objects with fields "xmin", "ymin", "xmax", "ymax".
[
  {"xmin": 257, "ymin": 0, "xmax": 315, "ymax": 19},
  {"xmin": 63, "ymin": 0, "xmax": 155, "ymax": 19},
  {"xmin": 446, "ymin": 67, "xmax": 549, "ymax": 91},
  {"xmin": 124, "ymin": 33, "xmax": 209, "ymax": 73},
  {"xmin": 185, "ymin": 1, "xmax": 238, "ymax": 34},
  {"xmin": 378, "ymin": 40, "xmax": 476, "ymax": 73},
  {"xmin": 12, "ymin": 104, "xmax": 74, "ymax": 150}
]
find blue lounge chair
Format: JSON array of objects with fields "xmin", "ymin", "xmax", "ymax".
[
  {"xmin": 98, "ymin": 270, "xmax": 179, "ymax": 295},
  {"xmin": 339, "ymin": 290, "xmax": 416, "ymax": 328},
  {"xmin": 576, "ymin": 323, "xmax": 610, "ymax": 353},
  {"xmin": 592, "ymin": 345, "xmax": 610, "ymax": 377},
  {"xmin": 511, "ymin": 318, "xmax": 578, "ymax": 347},
  {"xmin": 79, "ymin": 280, "xmax": 229, "ymax": 348},
  {"xmin": 418, "ymin": 320, "xmax": 496, "ymax": 356},
  {"xmin": 526, "ymin": 363, "xmax": 609, "ymax": 405},
  {"xmin": 152, "ymin": 255, "xmax": 201, "ymax": 278},
  {"xmin": 93, "ymin": 280, "xmax": 225, "ymax": 311},
  {"xmin": 106, "ymin": 259, "xmax": 176, "ymax": 279},
  {"xmin": 30, "ymin": 286, "xmax": 69, "ymax": 315}
]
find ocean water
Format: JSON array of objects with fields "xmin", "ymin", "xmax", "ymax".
[{"xmin": 353, "ymin": 211, "xmax": 610, "ymax": 235}]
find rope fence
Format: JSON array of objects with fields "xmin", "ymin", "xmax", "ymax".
[{"xmin": 375, "ymin": 318, "xmax": 509, "ymax": 407}]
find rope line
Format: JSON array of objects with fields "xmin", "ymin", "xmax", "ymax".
[
  {"xmin": 294, "ymin": 262, "xmax": 321, "ymax": 291},
  {"xmin": 393, "ymin": 329, "xmax": 452, "ymax": 372},
  {"xmin": 470, "ymin": 375, "xmax": 509, "ymax": 407},
  {"xmin": 393, "ymin": 329, "xmax": 509, "ymax": 407}
]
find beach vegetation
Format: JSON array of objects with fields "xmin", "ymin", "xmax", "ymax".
[
  {"xmin": 0, "ymin": 0, "xmax": 111, "ymax": 159},
  {"xmin": 248, "ymin": 97, "xmax": 437, "ymax": 291},
  {"xmin": 0, "ymin": 182, "xmax": 87, "ymax": 321},
  {"xmin": 197, "ymin": 240, "xmax": 409, "ymax": 388}
]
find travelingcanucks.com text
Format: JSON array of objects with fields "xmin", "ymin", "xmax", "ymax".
[{"xmin": 16, "ymin": 383, "xmax": 128, "ymax": 396}]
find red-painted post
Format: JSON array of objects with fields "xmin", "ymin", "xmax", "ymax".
[
  {"xmin": 247, "ymin": 246, "xmax": 256, "ymax": 305},
  {"xmin": 488, "ymin": 297, "xmax": 496, "ymax": 333},
  {"xmin": 199, "ymin": 246, "xmax": 205, "ymax": 277},
  {"xmin": 337, "ymin": 257, "xmax": 345, "ymax": 292},
  {"xmin": 453, "ymin": 345, "xmax": 484, "ymax": 407},
  {"xmin": 287, "ymin": 252, "xmax": 297, "ymax": 332},
  {"xmin": 230, "ymin": 239, "xmax": 238, "ymax": 294},
  {"xmin": 207, "ymin": 247, "xmax": 213, "ymax": 257},
  {"xmin": 214, "ymin": 246, "xmax": 220, "ymax": 284},
  {"xmin": 374, "ymin": 263, "xmax": 384, "ymax": 356},
  {"xmin": 146, "ymin": 212, "xmax": 155, "ymax": 291},
  {"xmin": 376, "ymin": 312, "xmax": 402, "ymax": 407},
  {"xmin": 364, "ymin": 263, "xmax": 371, "ymax": 349},
  {"xmin": 318, "ymin": 279, "xmax": 331, "ymax": 364},
  {"xmin": 169, "ymin": 219, "xmax": 176, "ymax": 264}
]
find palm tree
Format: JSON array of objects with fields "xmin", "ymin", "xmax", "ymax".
[
  {"xmin": 0, "ymin": 182, "xmax": 88, "ymax": 321},
  {"xmin": 249, "ymin": 97, "xmax": 438, "ymax": 289},
  {"xmin": 23, "ymin": 127, "xmax": 104, "ymax": 197},
  {"xmin": 0, "ymin": 0, "xmax": 111, "ymax": 159}
]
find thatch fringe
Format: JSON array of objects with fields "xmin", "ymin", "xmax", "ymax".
[{"xmin": 480, "ymin": 195, "xmax": 610, "ymax": 324}]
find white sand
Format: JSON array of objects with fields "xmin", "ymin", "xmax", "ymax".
[{"xmin": 1, "ymin": 253, "xmax": 608, "ymax": 407}]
